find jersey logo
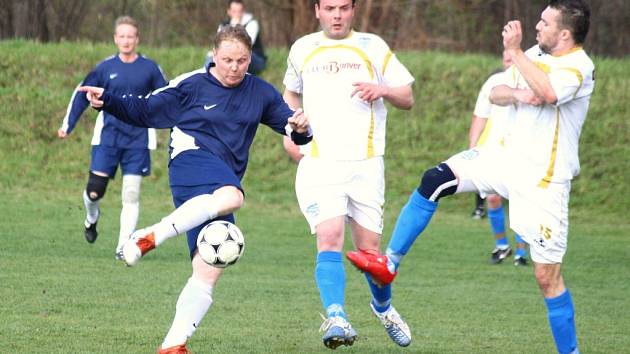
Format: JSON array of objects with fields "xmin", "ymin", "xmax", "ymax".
[
  {"xmin": 204, "ymin": 104, "xmax": 218, "ymax": 110},
  {"xmin": 305, "ymin": 203, "xmax": 320, "ymax": 217},
  {"xmin": 109, "ymin": 73, "xmax": 118, "ymax": 80}
]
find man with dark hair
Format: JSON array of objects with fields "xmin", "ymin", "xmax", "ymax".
[
  {"xmin": 284, "ymin": 0, "xmax": 415, "ymax": 349},
  {"xmin": 349, "ymin": 1, "xmax": 593, "ymax": 353}
]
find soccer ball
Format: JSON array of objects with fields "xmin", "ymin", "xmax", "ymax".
[{"xmin": 196, "ymin": 220, "xmax": 245, "ymax": 268}]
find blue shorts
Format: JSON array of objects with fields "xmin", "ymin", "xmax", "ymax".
[
  {"xmin": 169, "ymin": 150, "xmax": 242, "ymax": 259},
  {"xmin": 90, "ymin": 145, "xmax": 151, "ymax": 178}
]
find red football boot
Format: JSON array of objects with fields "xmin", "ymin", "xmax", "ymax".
[
  {"xmin": 346, "ymin": 249, "xmax": 397, "ymax": 285},
  {"xmin": 158, "ymin": 343, "xmax": 190, "ymax": 354}
]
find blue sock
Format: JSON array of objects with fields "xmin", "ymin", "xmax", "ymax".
[
  {"xmin": 488, "ymin": 206, "xmax": 506, "ymax": 236},
  {"xmin": 315, "ymin": 251, "xmax": 346, "ymax": 319},
  {"xmin": 386, "ymin": 190, "xmax": 438, "ymax": 269},
  {"xmin": 514, "ymin": 233, "xmax": 527, "ymax": 257},
  {"xmin": 544, "ymin": 290, "xmax": 578, "ymax": 354},
  {"xmin": 365, "ymin": 274, "xmax": 391, "ymax": 313}
]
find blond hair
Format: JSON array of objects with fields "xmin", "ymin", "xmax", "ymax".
[{"xmin": 114, "ymin": 16, "xmax": 139, "ymax": 34}]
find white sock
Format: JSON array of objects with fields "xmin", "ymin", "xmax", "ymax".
[
  {"xmin": 118, "ymin": 175, "xmax": 142, "ymax": 249},
  {"xmin": 83, "ymin": 190, "xmax": 100, "ymax": 224},
  {"xmin": 151, "ymin": 194, "xmax": 220, "ymax": 246},
  {"xmin": 119, "ymin": 201, "xmax": 139, "ymax": 249},
  {"xmin": 161, "ymin": 276, "xmax": 214, "ymax": 349}
]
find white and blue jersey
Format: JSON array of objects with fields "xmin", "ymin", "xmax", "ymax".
[
  {"xmin": 100, "ymin": 66, "xmax": 307, "ymax": 184},
  {"xmin": 61, "ymin": 54, "xmax": 167, "ymax": 150}
]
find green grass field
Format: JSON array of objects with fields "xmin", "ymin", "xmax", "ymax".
[{"xmin": 1, "ymin": 40, "xmax": 629, "ymax": 353}]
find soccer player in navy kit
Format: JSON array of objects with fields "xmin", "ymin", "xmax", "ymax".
[
  {"xmin": 80, "ymin": 26, "xmax": 311, "ymax": 353},
  {"xmin": 58, "ymin": 16, "xmax": 167, "ymax": 259}
]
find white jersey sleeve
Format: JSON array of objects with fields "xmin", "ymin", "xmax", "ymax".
[
  {"xmin": 283, "ymin": 43, "xmax": 303, "ymax": 94},
  {"xmin": 473, "ymin": 72, "xmax": 512, "ymax": 148},
  {"xmin": 473, "ymin": 74, "xmax": 498, "ymax": 119},
  {"xmin": 548, "ymin": 66, "xmax": 592, "ymax": 106},
  {"xmin": 381, "ymin": 52, "xmax": 414, "ymax": 88}
]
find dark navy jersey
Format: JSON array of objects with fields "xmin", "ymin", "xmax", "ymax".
[
  {"xmin": 101, "ymin": 66, "xmax": 306, "ymax": 180},
  {"xmin": 61, "ymin": 54, "xmax": 167, "ymax": 149}
]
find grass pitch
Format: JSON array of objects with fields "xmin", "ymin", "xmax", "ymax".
[{"xmin": 1, "ymin": 40, "xmax": 629, "ymax": 353}]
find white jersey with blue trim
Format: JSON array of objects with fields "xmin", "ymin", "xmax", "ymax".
[
  {"xmin": 498, "ymin": 45, "xmax": 595, "ymax": 186},
  {"xmin": 60, "ymin": 54, "xmax": 167, "ymax": 150},
  {"xmin": 100, "ymin": 66, "xmax": 296, "ymax": 183},
  {"xmin": 284, "ymin": 31, "xmax": 414, "ymax": 160}
]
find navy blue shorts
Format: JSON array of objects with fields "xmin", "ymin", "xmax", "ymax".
[
  {"xmin": 169, "ymin": 150, "xmax": 242, "ymax": 259},
  {"xmin": 90, "ymin": 145, "xmax": 151, "ymax": 178}
]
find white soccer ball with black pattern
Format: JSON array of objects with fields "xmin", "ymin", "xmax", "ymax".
[{"xmin": 196, "ymin": 220, "xmax": 245, "ymax": 268}]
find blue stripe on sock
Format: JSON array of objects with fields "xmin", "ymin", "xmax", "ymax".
[
  {"xmin": 315, "ymin": 251, "xmax": 346, "ymax": 318},
  {"xmin": 365, "ymin": 274, "xmax": 391, "ymax": 313},
  {"xmin": 544, "ymin": 290, "xmax": 578, "ymax": 354}
]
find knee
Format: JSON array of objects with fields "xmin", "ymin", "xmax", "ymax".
[
  {"xmin": 86, "ymin": 172, "xmax": 109, "ymax": 201},
  {"xmin": 316, "ymin": 220, "xmax": 345, "ymax": 251},
  {"xmin": 192, "ymin": 254, "xmax": 224, "ymax": 286},
  {"xmin": 219, "ymin": 186, "xmax": 244, "ymax": 211},
  {"xmin": 535, "ymin": 269, "xmax": 553, "ymax": 292},
  {"xmin": 122, "ymin": 175, "xmax": 141, "ymax": 204},
  {"xmin": 535, "ymin": 266, "xmax": 563, "ymax": 296},
  {"xmin": 418, "ymin": 163, "xmax": 458, "ymax": 202}
]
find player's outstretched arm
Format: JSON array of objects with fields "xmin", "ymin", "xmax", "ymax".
[
  {"xmin": 79, "ymin": 86, "xmax": 105, "ymax": 107},
  {"xmin": 78, "ymin": 86, "xmax": 178, "ymax": 129},
  {"xmin": 351, "ymin": 82, "xmax": 414, "ymax": 109}
]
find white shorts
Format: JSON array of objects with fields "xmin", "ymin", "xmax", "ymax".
[
  {"xmin": 445, "ymin": 147, "xmax": 570, "ymax": 264},
  {"xmin": 295, "ymin": 156, "xmax": 385, "ymax": 234}
]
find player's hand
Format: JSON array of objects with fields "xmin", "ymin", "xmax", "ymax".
[
  {"xmin": 57, "ymin": 128, "xmax": 67, "ymax": 139},
  {"xmin": 514, "ymin": 88, "xmax": 544, "ymax": 106},
  {"xmin": 287, "ymin": 108, "xmax": 309, "ymax": 134},
  {"xmin": 78, "ymin": 86, "xmax": 105, "ymax": 108},
  {"xmin": 351, "ymin": 82, "xmax": 386, "ymax": 103},
  {"xmin": 502, "ymin": 20, "xmax": 523, "ymax": 52}
]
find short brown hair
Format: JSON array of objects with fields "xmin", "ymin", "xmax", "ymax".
[
  {"xmin": 549, "ymin": 0, "xmax": 590, "ymax": 44},
  {"xmin": 114, "ymin": 16, "xmax": 139, "ymax": 34},
  {"xmin": 214, "ymin": 25, "xmax": 252, "ymax": 52}
]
